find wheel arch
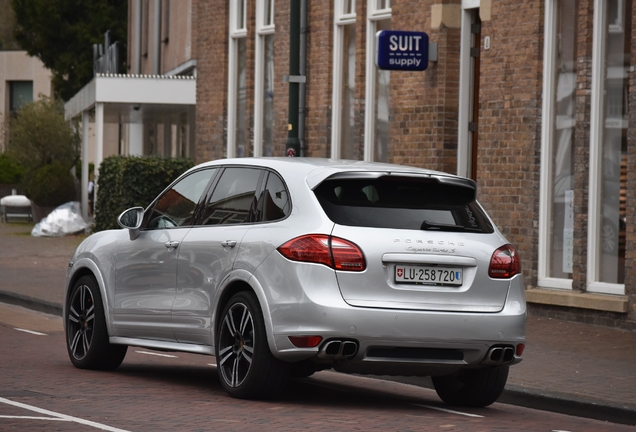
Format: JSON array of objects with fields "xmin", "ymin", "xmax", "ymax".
[
  {"xmin": 65, "ymin": 259, "xmax": 115, "ymax": 336},
  {"xmin": 213, "ymin": 272, "xmax": 279, "ymax": 359}
]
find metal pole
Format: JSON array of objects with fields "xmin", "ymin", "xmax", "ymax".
[
  {"xmin": 285, "ymin": 0, "xmax": 301, "ymax": 156},
  {"xmin": 298, "ymin": 0, "xmax": 307, "ymax": 157}
]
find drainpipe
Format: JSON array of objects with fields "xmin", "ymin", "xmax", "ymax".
[
  {"xmin": 285, "ymin": 0, "xmax": 301, "ymax": 157},
  {"xmin": 134, "ymin": 0, "xmax": 142, "ymax": 74},
  {"xmin": 298, "ymin": 0, "xmax": 307, "ymax": 156},
  {"xmin": 153, "ymin": 0, "xmax": 162, "ymax": 75}
]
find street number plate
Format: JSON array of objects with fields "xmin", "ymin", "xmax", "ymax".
[{"xmin": 395, "ymin": 265, "xmax": 463, "ymax": 286}]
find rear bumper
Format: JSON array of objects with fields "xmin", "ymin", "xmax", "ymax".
[{"xmin": 255, "ymin": 256, "xmax": 526, "ymax": 371}]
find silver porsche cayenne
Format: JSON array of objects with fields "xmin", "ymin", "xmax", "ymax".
[{"xmin": 64, "ymin": 158, "xmax": 526, "ymax": 407}]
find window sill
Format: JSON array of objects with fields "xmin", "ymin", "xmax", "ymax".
[{"xmin": 526, "ymin": 287, "xmax": 629, "ymax": 313}]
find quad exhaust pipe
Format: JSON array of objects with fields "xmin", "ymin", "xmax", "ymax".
[
  {"xmin": 317, "ymin": 340, "xmax": 358, "ymax": 360},
  {"xmin": 482, "ymin": 345, "xmax": 515, "ymax": 365}
]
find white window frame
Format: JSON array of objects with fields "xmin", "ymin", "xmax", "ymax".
[
  {"xmin": 254, "ymin": 0, "xmax": 275, "ymax": 157},
  {"xmin": 587, "ymin": 0, "xmax": 625, "ymax": 295},
  {"xmin": 538, "ymin": 0, "xmax": 573, "ymax": 290},
  {"xmin": 609, "ymin": 0, "xmax": 624, "ymax": 33},
  {"xmin": 364, "ymin": 0, "xmax": 391, "ymax": 161},
  {"xmin": 456, "ymin": 1, "xmax": 480, "ymax": 178},
  {"xmin": 227, "ymin": 0, "xmax": 248, "ymax": 158},
  {"xmin": 331, "ymin": 0, "xmax": 356, "ymax": 158},
  {"xmin": 371, "ymin": 0, "xmax": 391, "ymax": 17}
]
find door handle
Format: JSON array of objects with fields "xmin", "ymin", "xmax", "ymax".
[
  {"xmin": 164, "ymin": 241, "xmax": 180, "ymax": 250},
  {"xmin": 221, "ymin": 240, "xmax": 237, "ymax": 248}
]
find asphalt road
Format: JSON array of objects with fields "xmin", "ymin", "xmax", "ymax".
[{"xmin": 0, "ymin": 303, "xmax": 633, "ymax": 432}]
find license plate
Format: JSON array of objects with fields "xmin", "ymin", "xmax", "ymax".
[{"xmin": 395, "ymin": 265, "xmax": 463, "ymax": 286}]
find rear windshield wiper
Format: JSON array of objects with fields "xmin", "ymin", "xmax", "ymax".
[{"xmin": 420, "ymin": 220, "xmax": 482, "ymax": 233}]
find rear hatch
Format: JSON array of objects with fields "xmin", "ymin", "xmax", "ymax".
[{"xmin": 314, "ymin": 172, "xmax": 510, "ymax": 313}]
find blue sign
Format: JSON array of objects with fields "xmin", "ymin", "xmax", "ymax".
[{"xmin": 376, "ymin": 30, "xmax": 429, "ymax": 71}]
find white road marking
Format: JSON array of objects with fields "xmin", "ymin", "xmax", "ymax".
[
  {"xmin": 134, "ymin": 350, "xmax": 178, "ymax": 358},
  {"xmin": 0, "ymin": 415, "xmax": 67, "ymax": 421},
  {"xmin": 0, "ymin": 397, "xmax": 131, "ymax": 432},
  {"xmin": 410, "ymin": 403, "xmax": 484, "ymax": 418},
  {"xmin": 14, "ymin": 328, "xmax": 47, "ymax": 336}
]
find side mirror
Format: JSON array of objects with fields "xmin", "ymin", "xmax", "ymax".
[{"xmin": 117, "ymin": 207, "xmax": 144, "ymax": 240}]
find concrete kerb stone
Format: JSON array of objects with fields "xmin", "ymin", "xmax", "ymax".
[{"xmin": 0, "ymin": 290, "xmax": 63, "ymax": 317}]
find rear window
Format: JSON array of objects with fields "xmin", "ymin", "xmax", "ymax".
[{"xmin": 314, "ymin": 176, "xmax": 494, "ymax": 233}]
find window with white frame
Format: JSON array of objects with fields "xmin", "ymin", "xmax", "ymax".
[
  {"xmin": 539, "ymin": 0, "xmax": 629, "ymax": 295},
  {"xmin": 539, "ymin": 0, "xmax": 578, "ymax": 289},
  {"xmin": 588, "ymin": 0, "xmax": 629, "ymax": 293},
  {"xmin": 331, "ymin": 0, "xmax": 359, "ymax": 159},
  {"xmin": 254, "ymin": 0, "xmax": 275, "ymax": 157},
  {"xmin": 364, "ymin": 0, "xmax": 391, "ymax": 162},
  {"xmin": 228, "ymin": 0, "xmax": 248, "ymax": 158}
]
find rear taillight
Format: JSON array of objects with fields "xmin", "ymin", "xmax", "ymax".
[
  {"xmin": 288, "ymin": 336, "xmax": 323, "ymax": 348},
  {"xmin": 278, "ymin": 234, "xmax": 366, "ymax": 272},
  {"xmin": 516, "ymin": 343, "xmax": 525, "ymax": 356},
  {"xmin": 488, "ymin": 244, "xmax": 521, "ymax": 278}
]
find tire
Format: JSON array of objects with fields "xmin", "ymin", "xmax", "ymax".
[
  {"xmin": 216, "ymin": 291, "xmax": 289, "ymax": 399},
  {"xmin": 432, "ymin": 366, "xmax": 509, "ymax": 407},
  {"xmin": 65, "ymin": 275, "xmax": 127, "ymax": 370},
  {"xmin": 289, "ymin": 360, "xmax": 317, "ymax": 378}
]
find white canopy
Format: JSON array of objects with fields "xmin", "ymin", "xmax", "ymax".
[{"xmin": 64, "ymin": 73, "xmax": 196, "ymax": 221}]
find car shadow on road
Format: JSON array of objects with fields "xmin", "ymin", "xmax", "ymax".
[{"xmin": 114, "ymin": 360, "xmax": 457, "ymax": 414}]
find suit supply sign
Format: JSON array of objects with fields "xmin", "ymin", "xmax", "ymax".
[{"xmin": 376, "ymin": 30, "xmax": 429, "ymax": 71}]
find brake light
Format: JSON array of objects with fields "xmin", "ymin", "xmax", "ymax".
[
  {"xmin": 488, "ymin": 244, "xmax": 521, "ymax": 278},
  {"xmin": 278, "ymin": 234, "xmax": 366, "ymax": 272}
]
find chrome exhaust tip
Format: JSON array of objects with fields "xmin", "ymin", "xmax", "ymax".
[
  {"xmin": 317, "ymin": 339, "xmax": 359, "ymax": 360},
  {"xmin": 482, "ymin": 345, "xmax": 516, "ymax": 365}
]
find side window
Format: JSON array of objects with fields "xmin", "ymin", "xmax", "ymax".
[
  {"xmin": 145, "ymin": 169, "xmax": 217, "ymax": 229},
  {"xmin": 258, "ymin": 172, "xmax": 291, "ymax": 222},
  {"xmin": 199, "ymin": 168, "xmax": 262, "ymax": 225}
]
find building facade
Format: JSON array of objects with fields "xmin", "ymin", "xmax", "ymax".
[
  {"xmin": 192, "ymin": 0, "xmax": 636, "ymax": 329},
  {"xmin": 0, "ymin": 51, "xmax": 53, "ymax": 152},
  {"xmin": 65, "ymin": 0, "xmax": 198, "ymax": 220}
]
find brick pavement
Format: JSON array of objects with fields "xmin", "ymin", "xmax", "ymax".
[{"xmin": 0, "ymin": 219, "xmax": 634, "ymax": 424}]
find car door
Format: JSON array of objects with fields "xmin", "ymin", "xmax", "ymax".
[
  {"xmin": 172, "ymin": 166, "xmax": 264, "ymax": 345},
  {"xmin": 112, "ymin": 168, "xmax": 218, "ymax": 341}
]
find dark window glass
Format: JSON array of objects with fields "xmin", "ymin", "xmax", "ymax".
[
  {"xmin": 9, "ymin": 81, "xmax": 33, "ymax": 115},
  {"xmin": 145, "ymin": 169, "xmax": 217, "ymax": 229},
  {"xmin": 200, "ymin": 168, "xmax": 262, "ymax": 225},
  {"xmin": 257, "ymin": 172, "xmax": 291, "ymax": 222},
  {"xmin": 314, "ymin": 176, "xmax": 494, "ymax": 233}
]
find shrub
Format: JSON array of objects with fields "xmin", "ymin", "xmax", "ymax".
[
  {"xmin": 94, "ymin": 156, "xmax": 194, "ymax": 232},
  {"xmin": 7, "ymin": 97, "xmax": 79, "ymax": 173},
  {"xmin": 23, "ymin": 162, "xmax": 77, "ymax": 207},
  {"xmin": 0, "ymin": 153, "xmax": 25, "ymax": 184}
]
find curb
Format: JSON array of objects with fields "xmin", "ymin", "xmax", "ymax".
[
  {"xmin": 0, "ymin": 291, "xmax": 62, "ymax": 317},
  {"xmin": 500, "ymin": 386, "xmax": 636, "ymax": 427}
]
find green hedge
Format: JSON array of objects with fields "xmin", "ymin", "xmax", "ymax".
[{"xmin": 94, "ymin": 156, "xmax": 194, "ymax": 232}]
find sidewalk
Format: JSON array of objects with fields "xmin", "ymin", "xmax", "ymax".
[{"xmin": 0, "ymin": 220, "xmax": 635, "ymax": 425}]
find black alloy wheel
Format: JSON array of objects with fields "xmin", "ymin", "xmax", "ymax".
[
  {"xmin": 66, "ymin": 275, "xmax": 127, "ymax": 370},
  {"xmin": 216, "ymin": 291, "xmax": 289, "ymax": 399}
]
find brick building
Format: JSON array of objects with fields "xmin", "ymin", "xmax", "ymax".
[
  {"xmin": 135, "ymin": 0, "xmax": 636, "ymax": 329},
  {"xmin": 193, "ymin": 0, "xmax": 636, "ymax": 329}
]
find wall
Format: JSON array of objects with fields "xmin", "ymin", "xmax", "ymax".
[{"xmin": 0, "ymin": 51, "xmax": 52, "ymax": 151}]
